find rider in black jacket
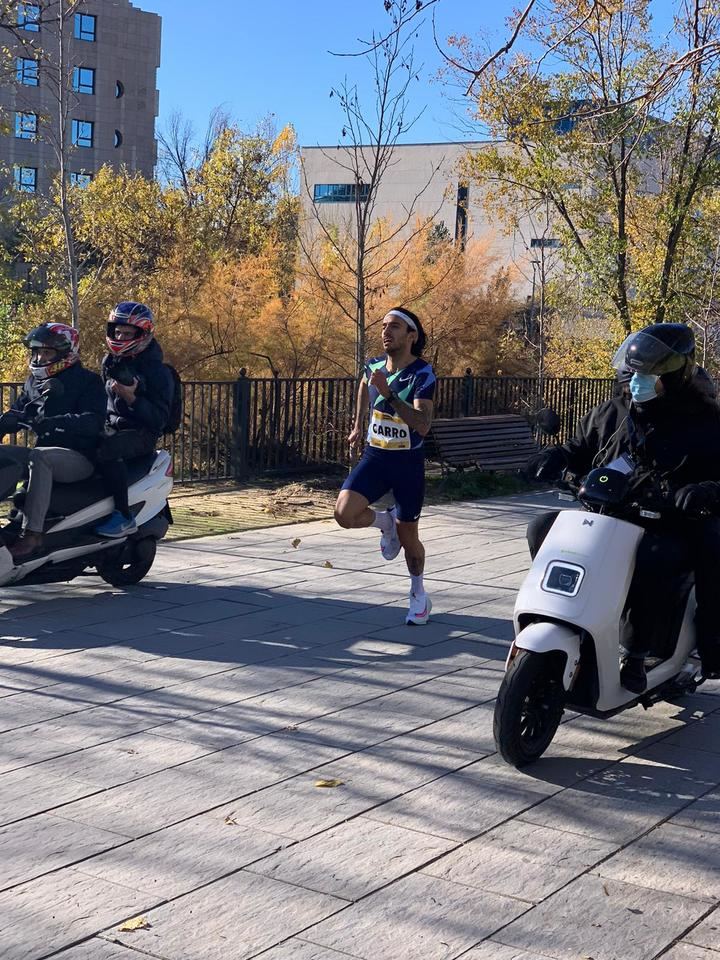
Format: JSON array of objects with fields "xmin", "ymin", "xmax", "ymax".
[
  {"xmin": 527, "ymin": 324, "xmax": 720, "ymax": 691},
  {"xmin": 95, "ymin": 302, "xmax": 172, "ymax": 538},
  {"xmin": 0, "ymin": 323, "xmax": 106, "ymax": 560}
]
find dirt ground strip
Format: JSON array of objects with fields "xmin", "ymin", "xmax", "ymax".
[{"xmin": 167, "ymin": 479, "xmax": 340, "ymax": 540}]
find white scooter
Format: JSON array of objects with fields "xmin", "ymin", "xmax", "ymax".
[
  {"xmin": 494, "ymin": 457, "xmax": 703, "ymax": 767},
  {"xmin": 0, "ymin": 446, "xmax": 173, "ymax": 588}
]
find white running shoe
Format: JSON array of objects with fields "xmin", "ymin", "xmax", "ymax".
[
  {"xmin": 379, "ymin": 507, "xmax": 401, "ymax": 561},
  {"xmin": 406, "ymin": 592, "xmax": 432, "ymax": 625}
]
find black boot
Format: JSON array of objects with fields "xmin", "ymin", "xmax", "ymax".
[
  {"xmin": 620, "ymin": 656, "xmax": 647, "ymax": 694},
  {"xmin": 697, "ymin": 640, "xmax": 720, "ymax": 681},
  {"xmin": 700, "ymin": 655, "xmax": 720, "ymax": 681}
]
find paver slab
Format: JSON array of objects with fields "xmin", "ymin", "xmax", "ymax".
[
  {"xmin": 108, "ymin": 869, "xmax": 346, "ymax": 960},
  {"xmin": 303, "ymin": 872, "xmax": 528, "ymax": 960},
  {"xmin": 422, "ymin": 819, "xmax": 616, "ymax": 903},
  {"xmin": 0, "ymin": 813, "xmax": 126, "ymax": 892},
  {"xmin": 0, "ymin": 869, "xmax": 150, "ymax": 960},
  {"xmin": 684, "ymin": 907, "xmax": 720, "ymax": 951},
  {"xmin": 596, "ymin": 823, "xmax": 720, "ymax": 901},
  {"xmin": 249, "ymin": 816, "xmax": 455, "ymax": 900},
  {"xmin": 495, "ymin": 874, "xmax": 709, "ymax": 960},
  {"xmin": 76, "ymin": 813, "xmax": 287, "ymax": 898},
  {"xmin": 366, "ymin": 756, "xmax": 561, "ymax": 841}
]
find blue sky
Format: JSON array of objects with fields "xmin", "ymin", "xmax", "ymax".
[{"xmin": 146, "ymin": 0, "xmax": 678, "ymax": 148}]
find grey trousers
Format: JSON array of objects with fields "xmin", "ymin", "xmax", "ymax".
[{"xmin": 4, "ymin": 445, "xmax": 95, "ymax": 532}]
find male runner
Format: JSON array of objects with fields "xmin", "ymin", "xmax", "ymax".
[{"xmin": 334, "ymin": 307, "xmax": 436, "ymax": 624}]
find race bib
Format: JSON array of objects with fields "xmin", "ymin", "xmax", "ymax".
[{"xmin": 367, "ymin": 409, "xmax": 411, "ymax": 450}]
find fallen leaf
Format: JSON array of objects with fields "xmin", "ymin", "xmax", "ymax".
[
  {"xmin": 118, "ymin": 916, "xmax": 151, "ymax": 932},
  {"xmin": 322, "ymin": 560, "xmax": 334, "ymax": 568},
  {"xmin": 291, "ymin": 538, "xmax": 301, "ymax": 548},
  {"xmin": 314, "ymin": 778, "xmax": 344, "ymax": 788},
  {"xmin": 602, "ymin": 884, "xmax": 610, "ymax": 896}
]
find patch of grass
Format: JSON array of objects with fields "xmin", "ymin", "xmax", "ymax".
[{"xmin": 426, "ymin": 469, "xmax": 534, "ymax": 503}]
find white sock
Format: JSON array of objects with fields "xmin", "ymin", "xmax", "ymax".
[
  {"xmin": 411, "ymin": 574, "xmax": 424, "ymax": 596},
  {"xmin": 371, "ymin": 510, "xmax": 393, "ymax": 532}
]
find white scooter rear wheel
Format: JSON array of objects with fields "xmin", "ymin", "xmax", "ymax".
[
  {"xmin": 493, "ymin": 649, "xmax": 566, "ymax": 767},
  {"xmin": 96, "ymin": 537, "xmax": 157, "ymax": 587}
]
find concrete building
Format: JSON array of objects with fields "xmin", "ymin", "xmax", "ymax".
[
  {"xmin": 300, "ymin": 141, "xmax": 558, "ymax": 287},
  {"xmin": 0, "ymin": 0, "xmax": 161, "ymax": 194}
]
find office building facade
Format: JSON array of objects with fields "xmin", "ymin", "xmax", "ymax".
[
  {"xmin": 301, "ymin": 142, "xmax": 564, "ymax": 298},
  {"xmin": 0, "ymin": 0, "xmax": 161, "ymax": 194}
]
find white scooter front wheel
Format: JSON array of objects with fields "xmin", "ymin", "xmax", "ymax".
[{"xmin": 493, "ymin": 648, "xmax": 567, "ymax": 767}]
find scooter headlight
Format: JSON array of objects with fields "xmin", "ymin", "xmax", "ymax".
[{"xmin": 542, "ymin": 562, "xmax": 585, "ymax": 597}]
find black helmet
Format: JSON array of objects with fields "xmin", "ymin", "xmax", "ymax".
[
  {"xmin": 612, "ymin": 323, "xmax": 696, "ymax": 388},
  {"xmin": 22, "ymin": 323, "xmax": 80, "ymax": 380},
  {"xmin": 615, "ymin": 363, "xmax": 633, "ymax": 384}
]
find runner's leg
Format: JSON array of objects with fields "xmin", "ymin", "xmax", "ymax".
[
  {"xmin": 336, "ymin": 452, "xmax": 390, "ymax": 530},
  {"xmin": 392, "ymin": 449, "xmax": 430, "ymax": 623},
  {"xmin": 397, "ymin": 520, "xmax": 425, "ymax": 585},
  {"xmin": 334, "ymin": 489, "xmax": 376, "ymax": 529}
]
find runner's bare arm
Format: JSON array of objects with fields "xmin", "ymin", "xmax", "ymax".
[
  {"xmin": 349, "ymin": 378, "xmax": 369, "ymax": 445},
  {"xmin": 388, "ymin": 397, "xmax": 434, "ymax": 437},
  {"xmin": 368, "ymin": 368, "xmax": 434, "ymax": 436}
]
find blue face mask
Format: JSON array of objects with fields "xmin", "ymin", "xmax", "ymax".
[{"xmin": 629, "ymin": 372, "xmax": 659, "ymax": 404}]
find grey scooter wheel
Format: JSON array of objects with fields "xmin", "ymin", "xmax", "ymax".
[
  {"xmin": 96, "ymin": 537, "xmax": 157, "ymax": 587},
  {"xmin": 494, "ymin": 650, "xmax": 565, "ymax": 767}
]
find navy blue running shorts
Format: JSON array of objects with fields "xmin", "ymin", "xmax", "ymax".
[{"xmin": 341, "ymin": 447, "xmax": 425, "ymax": 523}]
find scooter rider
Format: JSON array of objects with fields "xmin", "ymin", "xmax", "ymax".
[
  {"xmin": 95, "ymin": 302, "xmax": 172, "ymax": 538},
  {"xmin": 0, "ymin": 323, "xmax": 106, "ymax": 561},
  {"xmin": 527, "ymin": 323, "xmax": 720, "ymax": 692}
]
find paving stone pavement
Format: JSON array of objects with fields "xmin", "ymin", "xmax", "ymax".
[{"xmin": 0, "ymin": 491, "xmax": 718, "ymax": 960}]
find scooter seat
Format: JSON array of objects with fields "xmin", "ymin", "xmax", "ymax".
[{"xmin": 14, "ymin": 453, "xmax": 159, "ymax": 520}]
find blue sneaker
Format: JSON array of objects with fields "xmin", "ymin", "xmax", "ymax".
[{"xmin": 95, "ymin": 510, "xmax": 137, "ymax": 539}]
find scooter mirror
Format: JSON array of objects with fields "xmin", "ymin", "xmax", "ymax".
[{"xmin": 536, "ymin": 407, "xmax": 561, "ymax": 437}]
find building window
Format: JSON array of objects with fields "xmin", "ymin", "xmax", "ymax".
[
  {"xmin": 69, "ymin": 172, "xmax": 92, "ymax": 188},
  {"xmin": 17, "ymin": 3, "xmax": 40, "ymax": 31},
  {"xmin": 72, "ymin": 66, "xmax": 95, "ymax": 95},
  {"xmin": 115, "ymin": 80, "xmax": 124, "ymax": 99},
  {"xmin": 71, "ymin": 119, "xmax": 94, "ymax": 148},
  {"xmin": 530, "ymin": 238, "xmax": 561, "ymax": 249},
  {"xmin": 16, "ymin": 57, "xmax": 39, "ymax": 86},
  {"xmin": 313, "ymin": 183, "xmax": 370, "ymax": 203},
  {"xmin": 13, "ymin": 165, "xmax": 37, "ymax": 192},
  {"xmin": 15, "ymin": 112, "xmax": 37, "ymax": 140},
  {"xmin": 74, "ymin": 13, "xmax": 96, "ymax": 42},
  {"xmin": 114, "ymin": 130, "xmax": 123, "ymax": 148}
]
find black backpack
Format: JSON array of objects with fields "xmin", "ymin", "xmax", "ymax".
[{"xmin": 165, "ymin": 364, "xmax": 183, "ymax": 433}]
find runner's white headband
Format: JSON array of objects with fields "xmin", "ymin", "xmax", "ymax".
[{"xmin": 386, "ymin": 309, "xmax": 418, "ymax": 333}]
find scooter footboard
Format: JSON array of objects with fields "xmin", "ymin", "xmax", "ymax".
[{"xmin": 511, "ymin": 621, "xmax": 581, "ymax": 691}]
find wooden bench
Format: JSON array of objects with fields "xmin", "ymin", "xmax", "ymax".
[{"xmin": 426, "ymin": 414, "xmax": 539, "ymax": 473}]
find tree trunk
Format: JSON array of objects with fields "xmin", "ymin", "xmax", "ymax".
[
  {"xmin": 355, "ymin": 235, "xmax": 366, "ymax": 377},
  {"xmin": 56, "ymin": 2, "xmax": 80, "ymax": 328}
]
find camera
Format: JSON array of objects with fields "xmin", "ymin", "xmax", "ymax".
[{"xmin": 107, "ymin": 361, "xmax": 143, "ymax": 389}]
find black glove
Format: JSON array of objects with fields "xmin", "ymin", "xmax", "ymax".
[
  {"xmin": 0, "ymin": 412, "xmax": 20, "ymax": 436},
  {"xmin": 32, "ymin": 415, "xmax": 52, "ymax": 438},
  {"xmin": 526, "ymin": 446, "xmax": 568, "ymax": 483},
  {"xmin": 674, "ymin": 482, "xmax": 720, "ymax": 516}
]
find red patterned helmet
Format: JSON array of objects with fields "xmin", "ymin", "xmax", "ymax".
[
  {"xmin": 23, "ymin": 323, "xmax": 80, "ymax": 379},
  {"xmin": 106, "ymin": 301, "xmax": 155, "ymax": 357}
]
